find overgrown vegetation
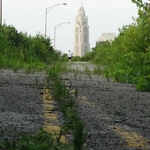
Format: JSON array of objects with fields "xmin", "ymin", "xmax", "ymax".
[
  {"xmin": 0, "ymin": 24, "xmax": 86, "ymax": 149},
  {"xmin": 0, "ymin": 128, "xmax": 72, "ymax": 150},
  {"xmin": 0, "ymin": 24, "xmax": 63, "ymax": 71},
  {"xmin": 46, "ymin": 63, "xmax": 86, "ymax": 150},
  {"xmin": 83, "ymin": 0, "xmax": 150, "ymax": 91}
]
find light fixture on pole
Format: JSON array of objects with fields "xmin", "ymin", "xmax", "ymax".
[
  {"xmin": 0, "ymin": 0, "xmax": 2, "ymax": 24},
  {"xmin": 54, "ymin": 22, "xmax": 70, "ymax": 49},
  {"xmin": 45, "ymin": 3, "xmax": 67, "ymax": 38}
]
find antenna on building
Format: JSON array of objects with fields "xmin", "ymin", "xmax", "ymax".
[{"xmin": 81, "ymin": 0, "xmax": 84, "ymax": 7}]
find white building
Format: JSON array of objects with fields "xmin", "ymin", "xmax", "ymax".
[
  {"xmin": 73, "ymin": 7, "xmax": 90, "ymax": 57},
  {"xmin": 96, "ymin": 33, "xmax": 116, "ymax": 45}
]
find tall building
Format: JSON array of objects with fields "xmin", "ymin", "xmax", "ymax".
[
  {"xmin": 96, "ymin": 33, "xmax": 116, "ymax": 45},
  {"xmin": 73, "ymin": 7, "xmax": 90, "ymax": 57},
  {"xmin": 144, "ymin": 2, "xmax": 150, "ymax": 16}
]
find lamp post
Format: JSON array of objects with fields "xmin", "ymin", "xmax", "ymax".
[
  {"xmin": 0, "ymin": 0, "xmax": 2, "ymax": 24},
  {"xmin": 45, "ymin": 3, "xmax": 67, "ymax": 38},
  {"xmin": 54, "ymin": 22, "xmax": 70, "ymax": 49}
]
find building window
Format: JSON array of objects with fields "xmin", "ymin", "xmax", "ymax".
[
  {"xmin": 76, "ymin": 46, "xmax": 79, "ymax": 55},
  {"xmin": 75, "ymin": 27, "xmax": 79, "ymax": 32},
  {"xmin": 84, "ymin": 34, "xmax": 88, "ymax": 43},
  {"xmin": 75, "ymin": 35, "xmax": 79, "ymax": 43},
  {"xmin": 84, "ymin": 46, "xmax": 88, "ymax": 54},
  {"xmin": 84, "ymin": 27, "xmax": 88, "ymax": 32}
]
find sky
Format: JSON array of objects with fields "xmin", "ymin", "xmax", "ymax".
[{"xmin": 2, "ymin": 0, "xmax": 142, "ymax": 54}]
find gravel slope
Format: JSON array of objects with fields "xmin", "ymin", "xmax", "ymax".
[
  {"xmin": 63, "ymin": 62, "xmax": 150, "ymax": 150},
  {"xmin": 0, "ymin": 69, "xmax": 46, "ymax": 140},
  {"xmin": 1, "ymin": 63, "xmax": 150, "ymax": 150}
]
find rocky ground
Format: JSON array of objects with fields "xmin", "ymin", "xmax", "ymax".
[
  {"xmin": 0, "ymin": 63, "xmax": 150, "ymax": 150},
  {"xmin": 63, "ymin": 62, "xmax": 150, "ymax": 150},
  {"xmin": 0, "ymin": 69, "xmax": 46, "ymax": 140}
]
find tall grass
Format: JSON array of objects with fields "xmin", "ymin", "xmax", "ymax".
[{"xmin": 0, "ymin": 24, "xmax": 64, "ymax": 71}]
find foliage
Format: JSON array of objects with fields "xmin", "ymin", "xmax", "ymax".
[
  {"xmin": 0, "ymin": 24, "xmax": 62, "ymax": 70},
  {"xmin": 72, "ymin": 56, "xmax": 82, "ymax": 62},
  {"xmin": 0, "ymin": 23, "xmax": 86, "ymax": 149},
  {"xmin": 83, "ymin": 1, "xmax": 150, "ymax": 91},
  {"xmin": 82, "ymin": 49, "xmax": 95, "ymax": 62},
  {"xmin": 73, "ymin": 121, "xmax": 86, "ymax": 150},
  {"xmin": 46, "ymin": 62, "xmax": 86, "ymax": 149},
  {"xmin": 0, "ymin": 128, "xmax": 72, "ymax": 150},
  {"xmin": 46, "ymin": 63, "xmax": 82, "ymax": 131}
]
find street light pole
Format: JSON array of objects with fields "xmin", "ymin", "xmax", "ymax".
[
  {"xmin": 0, "ymin": 0, "xmax": 2, "ymax": 24},
  {"xmin": 54, "ymin": 22, "xmax": 70, "ymax": 49},
  {"xmin": 45, "ymin": 3, "xmax": 67, "ymax": 38}
]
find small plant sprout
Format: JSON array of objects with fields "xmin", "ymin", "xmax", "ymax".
[{"xmin": 35, "ymin": 76, "xmax": 39, "ymax": 85}]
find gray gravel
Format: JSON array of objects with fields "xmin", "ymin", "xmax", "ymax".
[
  {"xmin": 1, "ymin": 63, "xmax": 150, "ymax": 150},
  {"xmin": 63, "ymin": 62, "xmax": 150, "ymax": 150},
  {"xmin": 0, "ymin": 69, "xmax": 46, "ymax": 140}
]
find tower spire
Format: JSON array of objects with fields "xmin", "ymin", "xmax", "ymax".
[{"xmin": 81, "ymin": 0, "xmax": 84, "ymax": 7}]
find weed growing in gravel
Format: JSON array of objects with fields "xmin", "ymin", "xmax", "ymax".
[
  {"xmin": 0, "ymin": 128, "xmax": 72, "ymax": 150},
  {"xmin": 75, "ymin": 88, "xmax": 78, "ymax": 98},
  {"xmin": 73, "ymin": 121, "xmax": 86, "ymax": 150},
  {"xmin": 115, "ymin": 110, "xmax": 126, "ymax": 116},
  {"xmin": 73, "ymin": 68, "xmax": 80, "ymax": 80},
  {"xmin": 74, "ymin": 72, "xmax": 77, "ymax": 80},
  {"xmin": 35, "ymin": 76, "xmax": 39, "ymax": 85},
  {"xmin": 0, "ymin": 62, "xmax": 86, "ymax": 150},
  {"xmin": 119, "ymin": 94, "xmax": 124, "ymax": 99},
  {"xmin": 144, "ymin": 114, "xmax": 150, "ymax": 118},
  {"xmin": 84, "ymin": 66, "xmax": 92, "ymax": 80},
  {"xmin": 93, "ymin": 66, "xmax": 102, "ymax": 75},
  {"xmin": 46, "ymin": 62, "xmax": 86, "ymax": 149}
]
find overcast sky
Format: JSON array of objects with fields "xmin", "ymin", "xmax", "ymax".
[{"xmin": 2, "ymin": 0, "xmax": 142, "ymax": 54}]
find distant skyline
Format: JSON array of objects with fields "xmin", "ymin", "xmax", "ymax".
[{"xmin": 2, "ymin": 0, "xmax": 144, "ymax": 54}]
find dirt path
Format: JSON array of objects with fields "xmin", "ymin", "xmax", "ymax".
[{"xmin": 63, "ymin": 62, "xmax": 150, "ymax": 150}]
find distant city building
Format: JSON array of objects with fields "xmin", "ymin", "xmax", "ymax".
[
  {"xmin": 96, "ymin": 33, "xmax": 116, "ymax": 45},
  {"xmin": 73, "ymin": 7, "xmax": 90, "ymax": 57},
  {"xmin": 144, "ymin": 2, "xmax": 150, "ymax": 9},
  {"xmin": 144, "ymin": 2, "xmax": 150, "ymax": 16}
]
